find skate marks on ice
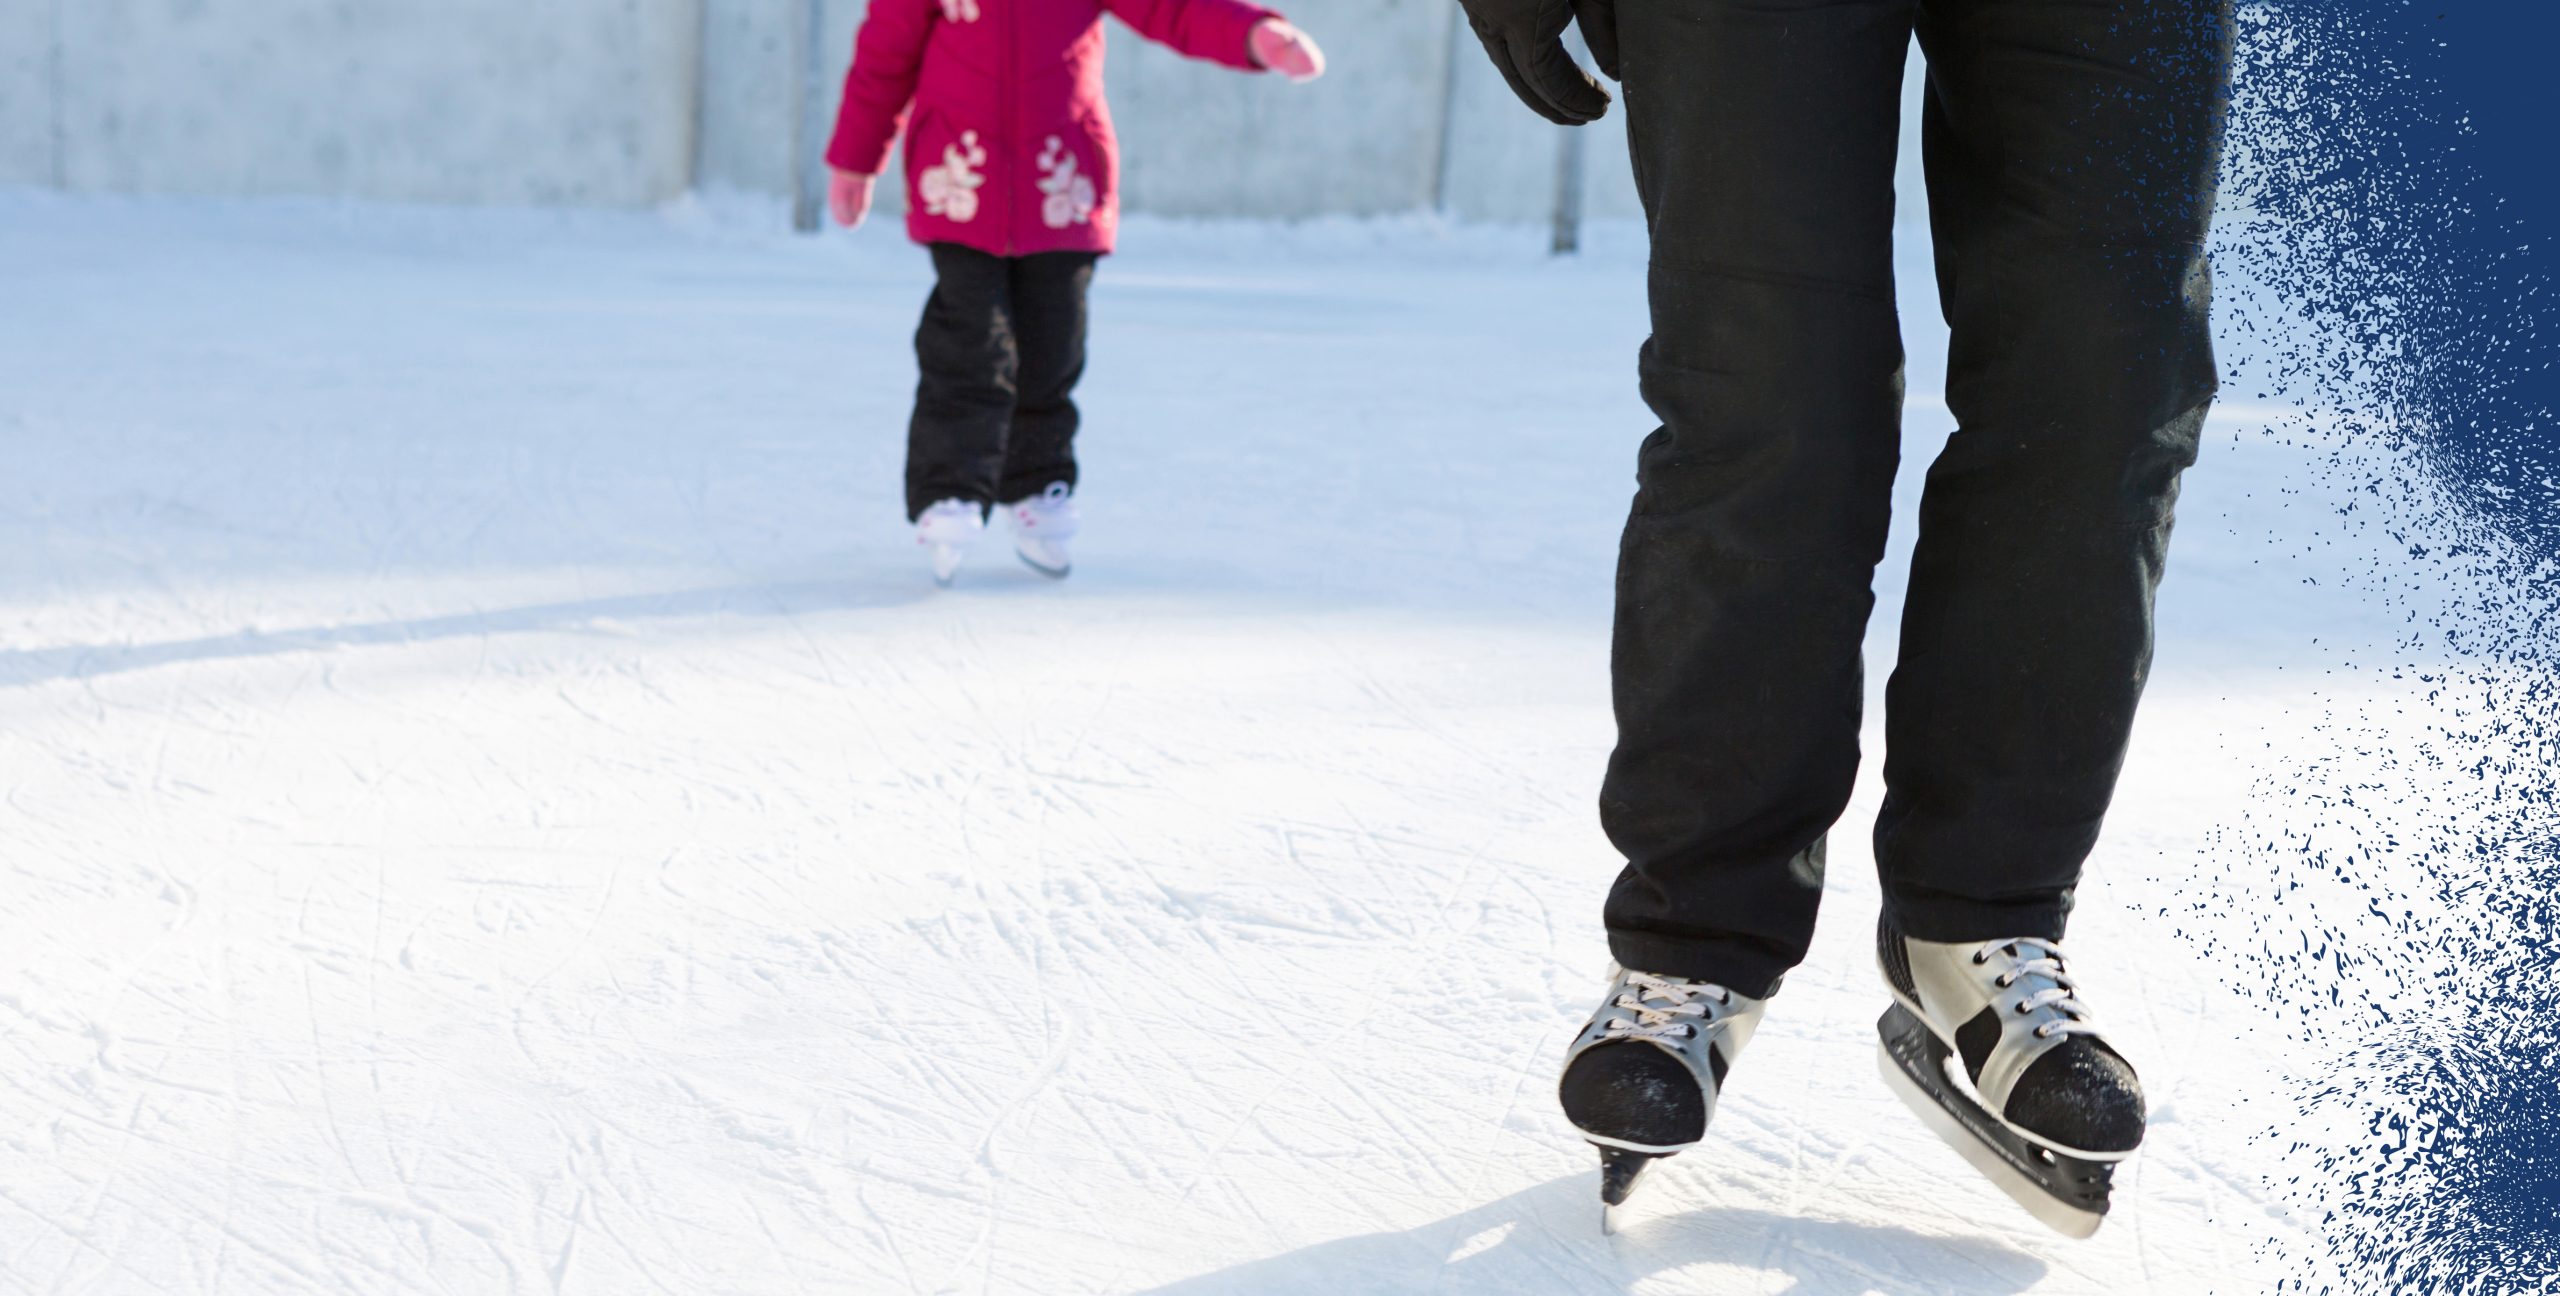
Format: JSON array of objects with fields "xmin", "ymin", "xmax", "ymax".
[
  {"xmin": 0, "ymin": 576, "xmax": 936, "ymax": 691},
  {"xmin": 0, "ymin": 195, "xmax": 2316, "ymax": 1293},
  {"xmin": 1143, "ymin": 1176, "xmax": 2049, "ymax": 1296}
]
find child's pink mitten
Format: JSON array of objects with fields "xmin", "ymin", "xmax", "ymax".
[
  {"xmin": 1249, "ymin": 19, "xmax": 1326, "ymax": 83},
  {"xmin": 829, "ymin": 169, "xmax": 878, "ymax": 229}
]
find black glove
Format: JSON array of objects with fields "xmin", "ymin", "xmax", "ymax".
[{"xmin": 1458, "ymin": 0, "xmax": 1620, "ymax": 126}]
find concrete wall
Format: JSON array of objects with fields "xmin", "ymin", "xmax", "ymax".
[
  {"xmin": 4, "ymin": 0, "xmax": 700, "ymax": 206},
  {"xmin": 0, "ymin": 1, "xmax": 52, "ymax": 185},
  {"xmin": 693, "ymin": 0, "xmax": 881, "ymax": 222},
  {"xmin": 0, "ymin": 0, "xmax": 1893, "ymax": 225},
  {"xmin": 695, "ymin": 0, "xmax": 804, "ymax": 198},
  {"xmin": 1105, "ymin": 0, "xmax": 1453, "ymax": 217}
]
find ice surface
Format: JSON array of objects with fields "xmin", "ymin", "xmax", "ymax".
[{"xmin": 0, "ymin": 190, "xmax": 2394, "ymax": 1293}]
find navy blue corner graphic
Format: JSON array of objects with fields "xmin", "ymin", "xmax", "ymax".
[{"xmin": 2208, "ymin": 2, "xmax": 2560, "ymax": 1289}]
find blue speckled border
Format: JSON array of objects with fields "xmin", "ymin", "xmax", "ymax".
[{"xmin": 2200, "ymin": 3, "xmax": 2560, "ymax": 1289}]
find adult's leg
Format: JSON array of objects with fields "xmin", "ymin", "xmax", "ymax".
[
  {"xmin": 996, "ymin": 251, "xmax": 1098, "ymax": 504},
  {"xmin": 906, "ymin": 243, "xmax": 1020, "ymax": 520},
  {"xmin": 1876, "ymin": 0, "xmax": 2234, "ymax": 940},
  {"xmin": 1602, "ymin": 0, "xmax": 1919, "ymax": 998}
]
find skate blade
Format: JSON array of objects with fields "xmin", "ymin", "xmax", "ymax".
[
  {"xmin": 1595, "ymin": 1144, "xmax": 1659, "ymax": 1236},
  {"xmin": 1876, "ymin": 1006, "xmax": 2110, "ymax": 1240},
  {"xmin": 1015, "ymin": 543, "xmax": 1071, "ymax": 580},
  {"xmin": 930, "ymin": 545, "xmax": 965, "ymax": 587}
]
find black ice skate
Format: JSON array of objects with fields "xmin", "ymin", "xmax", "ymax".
[
  {"xmin": 1558, "ymin": 965, "xmax": 1765, "ymax": 1233},
  {"xmin": 1875, "ymin": 918, "xmax": 2146, "ymax": 1238}
]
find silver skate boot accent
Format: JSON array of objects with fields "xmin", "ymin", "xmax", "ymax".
[
  {"xmin": 1557, "ymin": 965, "xmax": 1766, "ymax": 1233},
  {"xmin": 1876, "ymin": 918, "xmax": 2146, "ymax": 1239}
]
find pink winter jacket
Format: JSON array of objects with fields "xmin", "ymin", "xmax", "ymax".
[{"xmin": 826, "ymin": 0, "xmax": 1278, "ymax": 257}]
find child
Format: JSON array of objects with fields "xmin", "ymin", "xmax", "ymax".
[{"xmin": 825, "ymin": 0, "xmax": 1325, "ymax": 584}]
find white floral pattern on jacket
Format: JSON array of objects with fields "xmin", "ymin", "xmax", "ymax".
[
  {"xmin": 937, "ymin": 0, "xmax": 979, "ymax": 22},
  {"xmin": 1036, "ymin": 136, "xmax": 1099, "ymax": 229},
  {"xmin": 919, "ymin": 131, "xmax": 988, "ymax": 223}
]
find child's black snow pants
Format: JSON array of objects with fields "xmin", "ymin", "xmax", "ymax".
[
  {"xmin": 1599, "ymin": 0, "xmax": 2235, "ymax": 998},
  {"xmin": 905, "ymin": 243, "xmax": 1098, "ymax": 521}
]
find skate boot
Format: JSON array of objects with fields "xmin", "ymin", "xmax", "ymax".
[
  {"xmin": 1558, "ymin": 965, "xmax": 1766, "ymax": 1233},
  {"xmin": 916, "ymin": 498, "xmax": 985, "ymax": 587},
  {"xmin": 1003, "ymin": 482, "xmax": 1078, "ymax": 579},
  {"xmin": 1875, "ymin": 917, "xmax": 2145, "ymax": 1238}
]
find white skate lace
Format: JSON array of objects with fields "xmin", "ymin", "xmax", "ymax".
[
  {"xmin": 1602, "ymin": 973, "xmax": 1731, "ymax": 1042},
  {"xmin": 1974, "ymin": 938, "xmax": 2100, "ymax": 1042}
]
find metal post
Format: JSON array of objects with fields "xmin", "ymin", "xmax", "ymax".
[
  {"xmin": 793, "ymin": 0, "xmax": 830, "ymax": 233},
  {"xmin": 48, "ymin": 0, "xmax": 67, "ymax": 188},
  {"xmin": 1550, "ymin": 123, "xmax": 1586, "ymax": 255},
  {"xmin": 1547, "ymin": 28, "xmax": 1592, "ymax": 255},
  {"xmin": 1432, "ymin": 3, "xmax": 1466, "ymax": 216},
  {"xmin": 686, "ymin": 0, "xmax": 712, "ymax": 197}
]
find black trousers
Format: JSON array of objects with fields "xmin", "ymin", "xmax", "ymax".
[
  {"xmin": 1599, "ymin": 0, "xmax": 2234, "ymax": 997},
  {"xmin": 905, "ymin": 243, "xmax": 1098, "ymax": 521}
]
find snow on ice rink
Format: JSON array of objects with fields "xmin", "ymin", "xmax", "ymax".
[{"xmin": 0, "ymin": 191, "xmax": 2401, "ymax": 1293}]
